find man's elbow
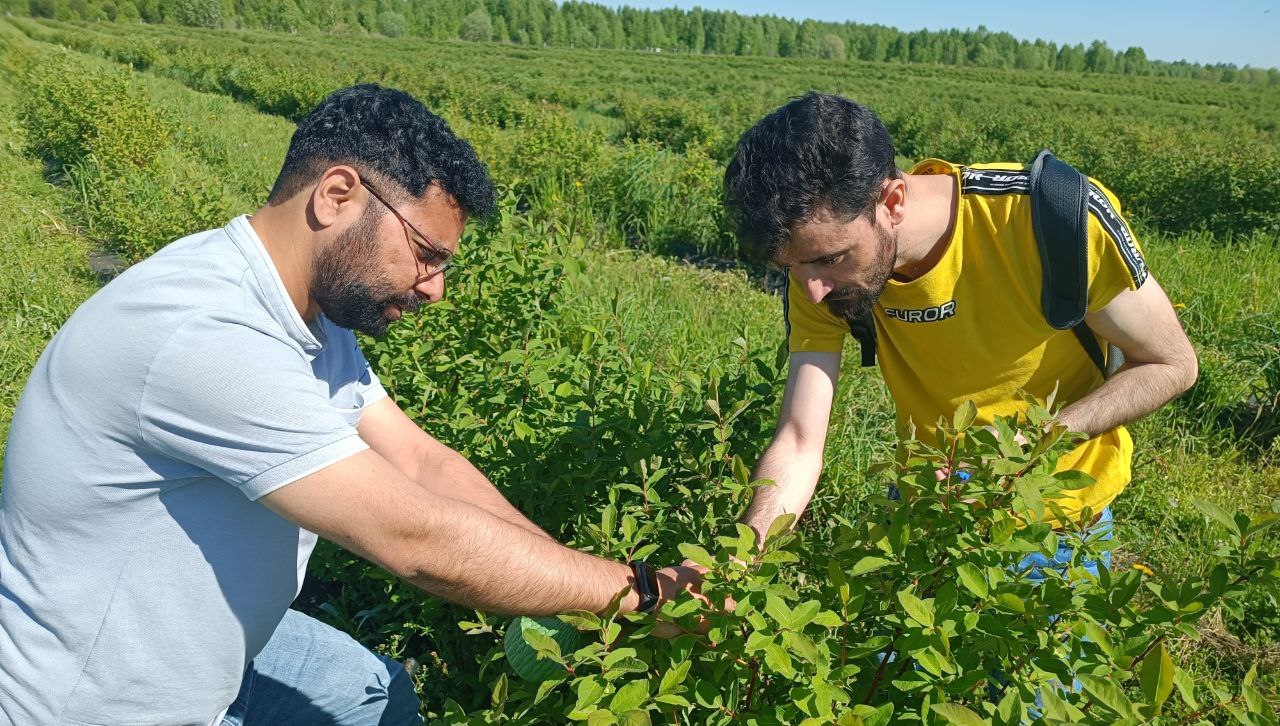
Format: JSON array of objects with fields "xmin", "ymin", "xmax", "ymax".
[{"xmin": 1174, "ymin": 346, "xmax": 1199, "ymax": 395}]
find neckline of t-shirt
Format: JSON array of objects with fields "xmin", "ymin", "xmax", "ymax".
[
  {"xmin": 226, "ymin": 215, "xmax": 324, "ymax": 353},
  {"xmin": 885, "ymin": 159, "xmax": 962, "ymax": 292}
]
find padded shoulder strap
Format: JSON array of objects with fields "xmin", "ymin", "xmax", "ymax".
[
  {"xmin": 1028, "ymin": 150, "xmax": 1111, "ymax": 374},
  {"xmin": 847, "ymin": 313, "xmax": 877, "ymax": 367},
  {"xmin": 1028, "ymin": 150, "xmax": 1091, "ymax": 331}
]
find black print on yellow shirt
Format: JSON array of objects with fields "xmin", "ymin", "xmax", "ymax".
[{"xmin": 882, "ymin": 300, "xmax": 957, "ymax": 323}]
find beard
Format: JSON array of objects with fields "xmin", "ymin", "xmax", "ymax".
[
  {"xmin": 312, "ymin": 210, "xmax": 420, "ymax": 338},
  {"xmin": 823, "ymin": 223, "xmax": 898, "ymax": 325}
]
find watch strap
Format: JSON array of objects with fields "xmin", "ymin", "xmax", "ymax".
[{"xmin": 629, "ymin": 560, "xmax": 660, "ymax": 614}]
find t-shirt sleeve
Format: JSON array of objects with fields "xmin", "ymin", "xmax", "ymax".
[
  {"xmin": 784, "ymin": 273, "xmax": 850, "ymax": 353},
  {"xmin": 139, "ymin": 316, "xmax": 369, "ymax": 501},
  {"xmin": 1085, "ymin": 179, "xmax": 1149, "ymax": 313},
  {"xmin": 330, "ymin": 318, "xmax": 387, "ymax": 409}
]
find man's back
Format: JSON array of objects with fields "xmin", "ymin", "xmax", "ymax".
[{"xmin": 0, "ymin": 217, "xmax": 382, "ymax": 725}]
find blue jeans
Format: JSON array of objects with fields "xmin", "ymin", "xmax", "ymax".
[
  {"xmin": 221, "ymin": 609, "xmax": 422, "ymax": 726},
  {"xmin": 1016, "ymin": 506, "xmax": 1114, "ymax": 581}
]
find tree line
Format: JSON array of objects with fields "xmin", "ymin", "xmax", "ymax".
[{"xmin": 7, "ymin": 0, "xmax": 1278, "ymax": 85}]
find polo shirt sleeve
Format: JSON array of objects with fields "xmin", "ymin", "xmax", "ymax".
[
  {"xmin": 785, "ymin": 273, "xmax": 849, "ymax": 353},
  {"xmin": 1085, "ymin": 179, "xmax": 1150, "ymax": 313},
  {"xmin": 326, "ymin": 317, "xmax": 388, "ymax": 410},
  {"xmin": 138, "ymin": 315, "xmax": 369, "ymax": 501}
]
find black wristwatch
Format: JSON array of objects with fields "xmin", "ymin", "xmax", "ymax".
[{"xmin": 629, "ymin": 560, "xmax": 660, "ymax": 614}]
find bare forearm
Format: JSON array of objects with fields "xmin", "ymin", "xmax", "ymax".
[
  {"xmin": 403, "ymin": 495, "xmax": 638, "ymax": 616},
  {"xmin": 1058, "ymin": 361, "xmax": 1196, "ymax": 438},
  {"xmin": 415, "ymin": 447, "xmax": 554, "ymax": 540},
  {"xmin": 741, "ymin": 441, "xmax": 823, "ymax": 541}
]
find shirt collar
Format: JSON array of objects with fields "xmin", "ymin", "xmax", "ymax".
[{"xmin": 224, "ymin": 215, "xmax": 325, "ymax": 354}]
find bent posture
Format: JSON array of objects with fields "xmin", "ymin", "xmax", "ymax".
[
  {"xmin": 723, "ymin": 92, "xmax": 1197, "ymax": 565},
  {"xmin": 0, "ymin": 85, "xmax": 696, "ymax": 726}
]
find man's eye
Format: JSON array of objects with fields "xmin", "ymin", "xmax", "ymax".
[{"xmin": 818, "ymin": 254, "xmax": 843, "ymax": 267}]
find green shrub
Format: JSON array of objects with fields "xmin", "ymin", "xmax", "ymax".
[
  {"xmin": 443, "ymin": 399, "xmax": 1280, "ymax": 725},
  {"xmin": 16, "ymin": 46, "xmax": 171, "ymax": 171},
  {"xmin": 377, "ymin": 10, "xmax": 406, "ymax": 39}
]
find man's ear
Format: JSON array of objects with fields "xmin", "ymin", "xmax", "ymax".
[
  {"xmin": 881, "ymin": 176, "xmax": 907, "ymax": 226},
  {"xmin": 311, "ymin": 165, "xmax": 362, "ymax": 228}
]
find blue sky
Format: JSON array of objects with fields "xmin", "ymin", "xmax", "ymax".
[{"xmin": 601, "ymin": 0, "xmax": 1279, "ymax": 69}]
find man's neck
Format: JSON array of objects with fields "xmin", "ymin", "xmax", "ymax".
[
  {"xmin": 891, "ymin": 173, "xmax": 958, "ymax": 282},
  {"xmin": 248, "ymin": 203, "xmax": 320, "ymax": 321}
]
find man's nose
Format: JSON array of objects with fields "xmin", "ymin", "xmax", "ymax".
[
  {"xmin": 802, "ymin": 274, "xmax": 835, "ymax": 305},
  {"xmin": 414, "ymin": 273, "xmax": 445, "ymax": 304}
]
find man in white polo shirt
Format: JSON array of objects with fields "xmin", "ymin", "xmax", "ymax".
[{"xmin": 0, "ymin": 84, "xmax": 696, "ymax": 726}]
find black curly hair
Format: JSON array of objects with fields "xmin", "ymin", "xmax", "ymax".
[
  {"xmin": 723, "ymin": 92, "xmax": 897, "ymax": 260},
  {"xmin": 268, "ymin": 84, "xmax": 496, "ymax": 219}
]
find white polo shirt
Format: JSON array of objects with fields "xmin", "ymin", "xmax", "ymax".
[{"xmin": 0, "ymin": 216, "xmax": 386, "ymax": 725}]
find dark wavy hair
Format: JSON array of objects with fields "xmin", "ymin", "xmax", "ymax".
[
  {"xmin": 723, "ymin": 92, "xmax": 897, "ymax": 260},
  {"xmin": 268, "ymin": 84, "xmax": 496, "ymax": 219}
]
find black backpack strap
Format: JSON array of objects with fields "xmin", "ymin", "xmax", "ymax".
[
  {"xmin": 847, "ymin": 313, "xmax": 877, "ymax": 367},
  {"xmin": 1028, "ymin": 150, "xmax": 1109, "ymax": 375}
]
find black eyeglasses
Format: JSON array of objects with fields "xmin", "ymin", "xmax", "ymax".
[{"xmin": 362, "ymin": 179, "xmax": 454, "ymax": 277}]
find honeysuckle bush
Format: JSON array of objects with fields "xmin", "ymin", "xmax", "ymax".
[
  {"xmin": 305, "ymin": 198, "xmax": 786, "ymax": 702},
  {"xmin": 437, "ymin": 397, "xmax": 1280, "ymax": 725},
  {"xmin": 8, "ymin": 40, "xmax": 235, "ymax": 261}
]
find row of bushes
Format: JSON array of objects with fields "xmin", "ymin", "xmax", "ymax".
[
  {"xmin": 15, "ymin": 18, "xmax": 1280, "ymax": 244},
  {"xmin": 6, "ymin": 31, "xmax": 242, "ymax": 261}
]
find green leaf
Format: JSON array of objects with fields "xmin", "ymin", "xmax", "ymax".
[
  {"xmin": 513, "ymin": 419, "xmax": 535, "ymax": 440},
  {"xmin": 764, "ymin": 642, "xmax": 795, "ymax": 676},
  {"xmin": 609, "ymin": 680, "xmax": 649, "ymax": 714},
  {"xmin": 1193, "ymin": 500, "xmax": 1241, "ymax": 536},
  {"xmin": 915, "ymin": 647, "xmax": 954, "ymax": 676},
  {"xmin": 766, "ymin": 512, "xmax": 798, "ymax": 542},
  {"xmin": 1139, "ymin": 642, "xmax": 1175, "ymax": 715},
  {"xmin": 996, "ymin": 689, "xmax": 1020, "ymax": 726},
  {"xmin": 1244, "ymin": 684, "xmax": 1273, "ymax": 719},
  {"xmin": 1247, "ymin": 512, "xmax": 1280, "ymax": 538},
  {"xmin": 956, "ymin": 563, "xmax": 989, "ymax": 599},
  {"xmin": 852, "ymin": 703, "xmax": 894, "ymax": 726},
  {"xmin": 491, "ymin": 672, "xmax": 509, "ymax": 707},
  {"xmin": 617, "ymin": 709, "xmax": 651, "ymax": 726},
  {"xmin": 676, "ymin": 543, "xmax": 714, "ymax": 569},
  {"xmin": 1083, "ymin": 621, "xmax": 1114, "ymax": 658},
  {"xmin": 658, "ymin": 660, "xmax": 690, "ymax": 694},
  {"xmin": 790, "ymin": 600, "xmax": 822, "ymax": 629},
  {"xmin": 523, "ymin": 628, "xmax": 562, "ymax": 659},
  {"xmin": 995, "ymin": 593, "xmax": 1026, "ymax": 614},
  {"xmin": 931, "ymin": 702, "xmax": 986, "ymax": 726},
  {"xmin": 851, "ymin": 556, "xmax": 894, "ymax": 576},
  {"xmin": 601, "ymin": 504, "xmax": 617, "ymax": 537},
  {"xmin": 652, "ymin": 693, "xmax": 691, "ymax": 707},
  {"xmin": 783, "ymin": 630, "xmax": 820, "ymax": 663},
  {"xmin": 897, "ymin": 589, "xmax": 935, "ymax": 627},
  {"xmin": 765, "ymin": 593, "xmax": 793, "ymax": 626},
  {"xmin": 535, "ymin": 676, "xmax": 566, "ymax": 704},
  {"xmin": 1173, "ymin": 667, "xmax": 1200, "ymax": 709},
  {"xmin": 1013, "ymin": 476, "xmax": 1045, "ymax": 521},
  {"xmin": 1078, "ymin": 673, "xmax": 1138, "ymax": 718},
  {"xmin": 952, "ymin": 400, "xmax": 978, "ymax": 432},
  {"xmin": 575, "ymin": 676, "xmax": 608, "ymax": 713}
]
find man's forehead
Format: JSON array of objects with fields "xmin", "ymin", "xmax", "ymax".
[{"xmin": 775, "ymin": 214, "xmax": 866, "ymax": 265}]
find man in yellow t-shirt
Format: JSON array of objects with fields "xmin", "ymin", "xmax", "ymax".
[{"xmin": 723, "ymin": 92, "xmax": 1197, "ymax": 555}]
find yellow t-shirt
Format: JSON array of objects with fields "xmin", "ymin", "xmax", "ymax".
[{"xmin": 786, "ymin": 159, "xmax": 1149, "ymax": 521}]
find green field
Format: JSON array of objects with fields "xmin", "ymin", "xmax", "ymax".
[{"xmin": 1, "ymin": 16, "xmax": 1278, "ymax": 724}]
